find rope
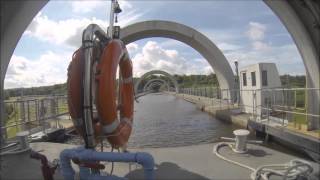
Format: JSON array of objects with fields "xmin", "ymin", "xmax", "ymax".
[
  {"xmin": 213, "ymin": 142, "xmax": 313, "ymax": 180},
  {"xmin": 213, "ymin": 142, "xmax": 255, "ymax": 171}
]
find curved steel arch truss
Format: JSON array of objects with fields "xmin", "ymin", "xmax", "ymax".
[
  {"xmin": 143, "ymin": 79, "xmax": 170, "ymax": 92},
  {"xmin": 134, "ymin": 70, "xmax": 179, "ymax": 93}
]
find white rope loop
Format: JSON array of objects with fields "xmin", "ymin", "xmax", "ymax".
[{"xmin": 213, "ymin": 142, "xmax": 313, "ymax": 180}]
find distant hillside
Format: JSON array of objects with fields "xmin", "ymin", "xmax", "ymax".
[
  {"xmin": 4, "ymin": 83, "xmax": 67, "ymax": 100},
  {"xmin": 280, "ymin": 75, "xmax": 306, "ymax": 88},
  {"xmin": 4, "ymin": 74, "xmax": 306, "ymax": 100}
]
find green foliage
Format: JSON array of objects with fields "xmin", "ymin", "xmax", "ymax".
[
  {"xmin": 4, "ymin": 83, "xmax": 67, "ymax": 98},
  {"xmin": 280, "ymin": 75, "xmax": 305, "ymax": 88},
  {"xmin": 174, "ymin": 73, "xmax": 219, "ymax": 88}
]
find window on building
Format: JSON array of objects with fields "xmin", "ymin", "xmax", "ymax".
[
  {"xmin": 262, "ymin": 70, "xmax": 268, "ymax": 86},
  {"xmin": 251, "ymin": 72, "xmax": 256, "ymax": 86},
  {"xmin": 242, "ymin": 73, "xmax": 247, "ymax": 86}
]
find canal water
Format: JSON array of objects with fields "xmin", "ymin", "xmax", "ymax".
[
  {"xmin": 65, "ymin": 93, "xmax": 307, "ymax": 159},
  {"xmin": 128, "ymin": 93, "xmax": 237, "ymax": 148},
  {"xmin": 67, "ymin": 93, "xmax": 240, "ymax": 148}
]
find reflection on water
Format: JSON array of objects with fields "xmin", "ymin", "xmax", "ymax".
[{"xmin": 128, "ymin": 93, "xmax": 237, "ymax": 148}]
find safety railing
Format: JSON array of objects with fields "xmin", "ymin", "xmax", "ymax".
[
  {"xmin": 178, "ymin": 87, "xmax": 222, "ymax": 99},
  {"xmin": 178, "ymin": 87, "xmax": 320, "ymax": 130},
  {"xmin": 2, "ymin": 95, "xmax": 69, "ymax": 139}
]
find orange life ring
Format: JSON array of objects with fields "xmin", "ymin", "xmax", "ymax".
[
  {"xmin": 95, "ymin": 40, "xmax": 134, "ymax": 148},
  {"xmin": 67, "ymin": 48, "xmax": 102, "ymax": 140},
  {"xmin": 67, "ymin": 40, "xmax": 133, "ymax": 148},
  {"xmin": 67, "ymin": 48, "xmax": 85, "ymax": 136}
]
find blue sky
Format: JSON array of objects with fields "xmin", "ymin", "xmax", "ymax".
[{"xmin": 4, "ymin": 0, "xmax": 305, "ymax": 89}]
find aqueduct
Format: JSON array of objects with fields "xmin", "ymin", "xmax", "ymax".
[
  {"xmin": 135, "ymin": 70, "xmax": 179, "ymax": 93},
  {"xmin": 143, "ymin": 79, "xmax": 170, "ymax": 92},
  {"xmin": 1, "ymin": 0, "xmax": 319, "ymax": 129},
  {"xmin": 146, "ymin": 82, "xmax": 167, "ymax": 91}
]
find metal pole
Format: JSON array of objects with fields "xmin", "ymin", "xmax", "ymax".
[
  {"xmin": 0, "ymin": 80, "xmax": 5, "ymax": 145},
  {"xmin": 282, "ymin": 88, "xmax": 285, "ymax": 126},
  {"xmin": 27, "ymin": 100, "xmax": 30, "ymax": 131},
  {"xmin": 266, "ymin": 99, "xmax": 269, "ymax": 124},
  {"xmin": 83, "ymin": 43, "xmax": 95, "ymax": 148},
  {"xmin": 294, "ymin": 89, "xmax": 297, "ymax": 109},
  {"xmin": 14, "ymin": 102, "xmax": 18, "ymax": 134},
  {"xmin": 205, "ymin": 87, "xmax": 207, "ymax": 97},
  {"xmin": 227, "ymin": 90, "xmax": 229, "ymax": 110},
  {"xmin": 108, "ymin": 0, "xmax": 115, "ymax": 38},
  {"xmin": 82, "ymin": 24, "xmax": 108, "ymax": 149},
  {"xmin": 56, "ymin": 97, "xmax": 59, "ymax": 115},
  {"xmin": 20, "ymin": 101, "xmax": 26, "ymax": 131},
  {"xmin": 252, "ymin": 90, "xmax": 255, "ymax": 120},
  {"xmin": 234, "ymin": 60, "xmax": 240, "ymax": 105},
  {"xmin": 219, "ymin": 89, "xmax": 222, "ymax": 110},
  {"xmin": 40, "ymin": 99, "xmax": 45, "ymax": 132}
]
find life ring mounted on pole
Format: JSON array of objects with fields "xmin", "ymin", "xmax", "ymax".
[
  {"xmin": 67, "ymin": 46, "xmax": 103, "ymax": 142},
  {"xmin": 95, "ymin": 39, "xmax": 134, "ymax": 148},
  {"xmin": 67, "ymin": 39, "xmax": 134, "ymax": 148}
]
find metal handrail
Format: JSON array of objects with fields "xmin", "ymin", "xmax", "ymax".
[
  {"xmin": 2, "ymin": 95, "xmax": 69, "ymax": 139},
  {"xmin": 178, "ymin": 87, "xmax": 320, "ymax": 125},
  {"xmin": 1, "ymin": 112, "xmax": 69, "ymax": 129}
]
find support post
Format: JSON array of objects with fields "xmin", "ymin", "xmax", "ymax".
[
  {"xmin": 82, "ymin": 24, "xmax": 108, "ymax": 149},
  {"xmin": 20, "ymin": 101, "xmax": 26, "ymax": 131}
]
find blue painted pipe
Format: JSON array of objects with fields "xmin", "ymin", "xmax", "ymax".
[{"xmin": 60, "ymin": 147, "xmax": 154, "ymax": 180}]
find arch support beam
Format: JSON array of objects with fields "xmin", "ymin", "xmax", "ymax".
[
  {"xmin": 265, "ymin": 0, "xmax": 319, "ymax": 129},
  {"xmin": 147, "ymin": 82, "xmax": 167, "ymax": 91},
  {"xmin": 0, "ymin": 0, "xmax": 48, "ymax": 143},
  {"xmin": 121, "ymin": 20, "xmax": 236, "ymax": 100},
  {"xmin": 134, "ymin": 70, "xmax": 179, "ymax": 93},
  {"xmin": 143, "ymin": 79, "xmax": 169, "ymax": 92}
]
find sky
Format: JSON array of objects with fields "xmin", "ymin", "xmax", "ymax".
[{"xmin": 4, "ymin": 0, "xmax": 305, "ymax": 89}]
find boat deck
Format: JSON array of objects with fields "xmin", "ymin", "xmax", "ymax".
[{"xmin": 1, "ymin": 142, "xmax": 319, "ymax": 180}]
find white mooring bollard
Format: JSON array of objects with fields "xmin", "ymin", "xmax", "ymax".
[
  {"xmin": 16, "ymin": 131, "xmax": 29, "ymax": 150},
  {"xmin": 233, "ymin": 129, "xmax": 250, "ymax": 153}
]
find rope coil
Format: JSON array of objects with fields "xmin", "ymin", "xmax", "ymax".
[{"xmin": 213, "ymin": 142, "xmax": 313, "ymax": 180}]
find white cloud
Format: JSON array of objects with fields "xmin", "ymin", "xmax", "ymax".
[
  {"xmin": 131, "ymin": 41, "xmax": 213, "ymax": 77},
  {"xmin": 71, "ymin": 1, "xmax": 105, "ymax": 13},
  {"xmin": 118, "ymin": 0, "xmax": 133, "ymax": 10},
  {"xmin": 224, "ymin": 44, "xmax": 305, "ymax": 75},
  {"xmin": 217, "ymin": 42, "xmax": 242, "ymax": 51},
  {"xmin": 126, "ymin": 42, "xmax": 139, "ymax": 55},
  {"xmin": 244, "ymin": 22, "xmax": 273, "ymax": 52},
  {"xmin": 25, "ymin": 14, "xmax": 106, "ymax": 47},
  {"xmin": 4, "ymin": 40, "xmax": 214, "ymax": 88},
  {"xmin": 4, "ymin": 52, "xmax": 72, "ymax": 89},
  {"xmin": 24, "ymin": 7, "xmax": 144, "ymax": 48},
  {"xmin": 246, "ymin": 22, "xmax": 266, "ymax": 41},
  {"xmin": 202, "ymin": 29, "xmax": 244, "ymax": 43},
  {"xmin": 252, "ymin": 41, "xmax": 271, "ymax": 51},
  {"xmin": 200, "ymin": 29, "xmax": 245, "ymax": 54}
]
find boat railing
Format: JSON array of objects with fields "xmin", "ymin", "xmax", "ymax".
[{"xmin": 2, "ymin": 95, "xmax": 69, "ymax": 140}]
